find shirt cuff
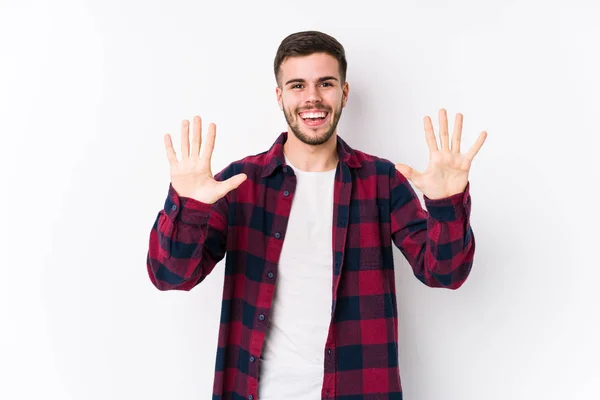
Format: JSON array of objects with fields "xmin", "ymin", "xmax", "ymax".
[
  {"xmin": 423, "ymin": 182, "xmax": 471, "ymax": 222},
  {"xmin": 163, "ymin": 183, "xmax": 214, "ymax": 225}
]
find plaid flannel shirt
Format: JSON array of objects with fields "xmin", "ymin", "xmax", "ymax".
[{"xmin": 147, "ymin": 131, "xmax": 475, "ymax": 399}]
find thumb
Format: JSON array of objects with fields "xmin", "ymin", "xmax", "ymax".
[
  {"xmin": 395, "ymin": 163, "xmax": 415, "ymax": 180},
  {"xmin": 222, "ymin": 173, "xmax": 247, "ymax": 193}
]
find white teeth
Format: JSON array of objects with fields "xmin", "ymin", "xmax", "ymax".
[{"xmin": 300, "ymin": 112, "xmax": 327, "ymax": 119}]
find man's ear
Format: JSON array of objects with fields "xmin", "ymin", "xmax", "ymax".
[
  {"xmin": 276, "ymin": 86, "xmax": 283, "ymax": 110},
  {"xmin": 342, "ymin": 82, "xmax": 350, "ymax": 107}
]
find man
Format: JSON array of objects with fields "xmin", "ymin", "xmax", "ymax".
[{"xmin": 147, "ymin": 30, "xmax": 487, "ymax": 400}]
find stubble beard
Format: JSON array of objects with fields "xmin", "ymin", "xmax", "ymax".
[{"xmin": 282, "ymin": 99, "xmax": 343, "ymax": 146}]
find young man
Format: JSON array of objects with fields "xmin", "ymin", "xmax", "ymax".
[{"xmin": 147, "ymin": 31, "xmax": 487, "ymax": 400}]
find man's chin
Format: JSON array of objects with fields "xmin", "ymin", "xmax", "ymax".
[{"xmin": 292, "ymin": 126, "xmax": 335, "ymax": 146}]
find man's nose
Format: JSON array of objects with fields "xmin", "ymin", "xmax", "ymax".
[{"xmin": 304, "ymin": 85, "xmax": 323, "ymax": 103}]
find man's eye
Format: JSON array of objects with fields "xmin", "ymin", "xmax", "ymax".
[{"xmin": 291, "ymin": 83, "xmax": 332, "ymax": 89}]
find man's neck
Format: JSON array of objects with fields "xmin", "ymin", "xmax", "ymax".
[{"xmin": 283, "ymin": 131, "xmax": 339, "ymax": 172}]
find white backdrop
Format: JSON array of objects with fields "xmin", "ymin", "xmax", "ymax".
[{"xmin": 1, "ymin": 0, "xmax": 599, "ymax": 399}]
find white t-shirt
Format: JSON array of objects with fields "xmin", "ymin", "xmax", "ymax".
[{"xmin": 258, "ymin": 155, "xmax": 337, "ymax": 400}]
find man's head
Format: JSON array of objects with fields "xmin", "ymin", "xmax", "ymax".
[{"xmin": 274, "ymin": 31, "xmax": 349, "ymax": 146}]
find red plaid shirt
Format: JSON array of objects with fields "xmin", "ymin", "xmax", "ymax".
[{"xmin": 147, "ymin": 132, "xmax": 475, "ymax": 400}]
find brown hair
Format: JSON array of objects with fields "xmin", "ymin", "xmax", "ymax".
[{"xmin": 274, "ymin": 30, "xmax": 348, "ymax": 86}]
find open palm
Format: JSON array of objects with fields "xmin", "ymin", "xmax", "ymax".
[
  {"xmin": 164, "ymin": 116, "xmax": 247, "ymax": 204},
  {"xmin": 395, "ymin": 109, "xmax": 487, "ymax": 200}
]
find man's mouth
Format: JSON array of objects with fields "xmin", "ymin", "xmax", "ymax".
[{"xmin": 298, "ymin": 110, "xmax": 329, "ymax": 127}]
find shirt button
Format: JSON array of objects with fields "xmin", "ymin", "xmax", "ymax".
[
  {"xmin": 283, "ymin": 167, "xmax": 288, "ymax": 173},
  {"xmin": 258, "ymin": 314, "xmax": 265, "ymax": 321},
  {"xmin": 274, "ymin": 232, "xmax": 281, "ymax": 239},
  {"xmin": 267, "ymin": 272, "xmax": 274, "ymax": 279},
  {"xmin": 283, "ymin": 190, "xmax": 289, "ymax": 196},
  {"xmin": 327, "ymin": 349, "xmax": 331, "ymax": 354},
  {"xmin": 171, "ymin": 204, "xmax": 177, "ymax": 211},
  {"xmin": 248, "ymin": 395, "xmax": 254, "ymax": 400},
  {"xmin": 250, "ymin": 356, "xmax": 255, "ymax": 362}
]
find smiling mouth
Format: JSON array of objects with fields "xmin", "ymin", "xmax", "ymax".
[{"xmin": 298, "ymin": 110, "xmax": 329, "ymax": 127}]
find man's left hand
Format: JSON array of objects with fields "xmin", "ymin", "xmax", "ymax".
[{"xmin": 395, "ymin": 109, "xmax": 487, "ymax": 200}]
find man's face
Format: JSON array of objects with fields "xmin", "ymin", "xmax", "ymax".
[{"xmin": 276, "ymin": 52, "xmax": 349, "ymax": 146}]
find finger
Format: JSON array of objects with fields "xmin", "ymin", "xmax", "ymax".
[
  {"xmin": 218, "ymin": 173, "xmax": 247, "ymax": 196},
  {"xmin": 465, "ymin": 131, "xmax": 488, "ymax": 161},
  {"xmin": 439, "ymin": 109, "xmax": 449, "ymax": 151},
  {"xmin": 181, "ymin": 119, "xmax": 190, "ymax": 159},
  {"xmin": 395, "ymin": 163, "xmax": 421, "ymax": 182},
  {"xmin": 424, "ymin": 116, "xmax": 438, "ymax": 153},
  {"xmin": 201, "ymin": 123, "xmax": 217, "ymax": 170},
  {"xmin": 451, "ymin": 113, "xmax": 463, "ymax": 153},
  {"xmin": 190, "ymin": 115, "xmax": 202, "ymax": 158},
  {"xmin": 164, "ymin": 133, "xmax": 178, "ymax": 167}
]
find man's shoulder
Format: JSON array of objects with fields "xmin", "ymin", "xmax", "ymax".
[
  {"xmin": 214, "ymin": 150, "xmax": 271, "ymax": 181},
  {"xmin": 349, "ymin": 147, "xmax": 397, "ymax": 176}
]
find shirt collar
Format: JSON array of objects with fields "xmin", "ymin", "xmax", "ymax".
[{"xmin": 261, "ymin": 131, "xmax": 362, "ymax": 178}]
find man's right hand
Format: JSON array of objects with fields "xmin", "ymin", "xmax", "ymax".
[{"xmin": 164, "ymin": 115, "xmax": 247, "ymax": 204}]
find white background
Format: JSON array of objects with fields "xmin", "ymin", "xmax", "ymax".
[{"xmin": 1, "ymin": 0, "xmax": 599, "ymax": 399}]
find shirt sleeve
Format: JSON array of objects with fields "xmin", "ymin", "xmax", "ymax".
[
  {"xmin": 389, "ymin": 165, "xmax": 475, "ymax": 289},
  {"xmin": 146, "ymin": 167, "xmax": 232, "ymax": 291}
]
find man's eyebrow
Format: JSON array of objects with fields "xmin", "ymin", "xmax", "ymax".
[{"xmin": 284, "ymin": 76, "xmax": 339, "ymax": 86}]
